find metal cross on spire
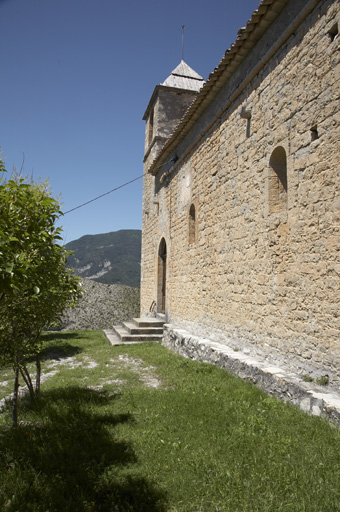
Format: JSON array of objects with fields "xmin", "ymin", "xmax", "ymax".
[{"xmin": 181, "ymin": 25, "xmax": 185, "ymax": 61}]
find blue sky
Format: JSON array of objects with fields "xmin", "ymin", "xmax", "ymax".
[{"xmin": 0, "ymin": 0, "xmax": 260, "ymax": 243}]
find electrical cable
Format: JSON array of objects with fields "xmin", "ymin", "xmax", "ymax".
[
  {"xmin": 63, "ymin": 155, "xmax": 178, "ymax": 215},
  {"xmin": 63, "ymin": 173, "xmax": 145, "ymax": 215}
]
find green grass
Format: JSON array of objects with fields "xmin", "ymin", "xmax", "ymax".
[{"xmin": 0, "ymin": 330, "xmax": 339, "ymax": 512}]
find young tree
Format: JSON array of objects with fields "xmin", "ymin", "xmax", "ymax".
[{"xmin": 0, "ymin": 161, "xmax": 82, "ymax": 426}]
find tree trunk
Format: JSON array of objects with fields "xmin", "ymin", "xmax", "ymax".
[
  {"xmin": 12, "ymin": 366, "xmax": 19, "ymax": 428},
  {"xmin": 36, "ymin": 355, "xmax": 41, "ymax": 395},
  {"xmin": 20, "ymin": 365, "xmax": 35, "ymax": 399}
]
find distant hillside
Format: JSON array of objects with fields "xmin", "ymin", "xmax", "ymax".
[
  {"xmin": 60, "ymin": 278, "xmax": 140, "ymax": 330},
  {"xmin": 65, "ymin": 229, "xmax": 141, "ymax": 288}
]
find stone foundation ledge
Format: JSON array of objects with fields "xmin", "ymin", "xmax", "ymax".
[{"xmin": 162, "ymin": 325, "xmax": 340, "ymax": 427}]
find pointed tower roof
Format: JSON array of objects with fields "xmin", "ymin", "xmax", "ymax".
[
  {"xmin": 162, "ymin": 60, "xmax": 204, "ymax": 92},
  {"xmin": 143, "ymin": 60, "xmax": 204, "ymax": 121}
]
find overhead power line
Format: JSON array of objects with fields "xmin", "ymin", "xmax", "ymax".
[
  {"xmin": 63, "ymin": 173, "xmax": 145, "ymax": 215},
  {"xmin": 63, "ymin": 156, "xmax": 178, "ymax": 215}
]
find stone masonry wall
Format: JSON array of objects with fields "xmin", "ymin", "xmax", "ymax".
[{"xmin": 141, "ymin": 0, "xmax": 340, "ymax": 384}]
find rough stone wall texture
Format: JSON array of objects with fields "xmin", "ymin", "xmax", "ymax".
[
  {"xmin": 143, "ymin": 89, "xmax": 198, "ymax": 164},
  {"xmin": 156, "ymin": 89, "xmax": 197, "ymax": 140},
  {"xmin": 141, "ymin": 0, "xmax": 340, "ymax": 383}
]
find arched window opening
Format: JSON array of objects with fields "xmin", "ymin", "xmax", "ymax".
[
  {"xmin": 311, "ymin": 125, "xmax": 319, "ymax": 141},
  {"xmin": 148, "ymin": 109, "xmax": 154, "ymax": 147},
  {"xmin": 268, "ymin": 146, "xmax": 287, "ymax": 214},
  {"xmin": 189, "ymin": 203, "xmax": 196, "ymax": 244},
  {"xmin": 328, "ymin": 23, "xmax": 338, "ymax": 42},
  {"xmin": 157, "ymin": 238, "xmax": 167, "ymax": 314}
]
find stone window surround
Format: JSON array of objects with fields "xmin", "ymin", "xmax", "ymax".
[{"xmin": 265, "ymin": 139, "xmax": 290, "ymax": 217}]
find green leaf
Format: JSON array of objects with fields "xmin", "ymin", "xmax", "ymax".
[{"xmin": 5, "ymin": 263, "xmax": 14, "ymax": 273}]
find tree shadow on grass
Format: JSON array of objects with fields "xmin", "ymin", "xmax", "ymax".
[
  {"xmin": 40, "ymin": 331, "xmax": 85, "ymax": 360},
  {"xmin": 39, "ymin": 342, "xmax": 83, "ymax": 361},
  {"xmin": 43, "ymin": 331, "xmax": 84, "ymax": 342},
  {"xmin": 25, "ymin": 340, "xmax": 83, "ymax": 365},
  {"xmin": 0, "ymin": 387, "xmax": 167, "ymax": 512}
]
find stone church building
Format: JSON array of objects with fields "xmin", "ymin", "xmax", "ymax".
[{"xmin": 140, "ymin": 0, "xmax": 340, "ymax": 386}]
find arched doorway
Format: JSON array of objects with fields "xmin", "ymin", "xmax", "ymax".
[{"xmin": 157, "ymin": 238, "xmax": 167, "ymax": 314}]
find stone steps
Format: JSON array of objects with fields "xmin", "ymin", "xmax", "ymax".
[
  {"xmin": 122, "ymin": 321, "xmax": 163, "ymax": 335},
  {"xmin": 108, "ymin": 317, "xmax": 164, "ymax": 344}
]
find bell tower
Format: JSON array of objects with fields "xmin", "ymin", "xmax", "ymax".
[
  {"xmin": 140, "ymin": 60, "xmax": 203, "ymax": 316},
  {"xmin": 143, "ymin": 60, "xmax": 204, "ymax": 172}
]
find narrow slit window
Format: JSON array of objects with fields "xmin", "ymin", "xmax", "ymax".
[
  {"xmin": 148, "ymin": 109, "xmax": 154, "ymax": 146},
  {"xmin": 311, "ymin": 125, "xmax": 319, "ymax": 141},
  {"xmin": 268, "ymin": 147, "xmax": 287, "ymax": 214},
  {"xmin": 189, "ymin": 203, "xmax": 196, "ymax": 244},
  {"xmin": 328, "ymin": 23, "xmax": 338, "ymax": 42}
]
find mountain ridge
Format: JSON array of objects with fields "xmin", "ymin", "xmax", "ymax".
[{"xmin": 65, "ymin": 229, "xmax": 141, "ymax": 288}]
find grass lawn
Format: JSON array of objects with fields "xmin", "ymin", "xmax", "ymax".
[{"xmin": 0, "ymin": 330, "xmax": 339, "ymax": 512}]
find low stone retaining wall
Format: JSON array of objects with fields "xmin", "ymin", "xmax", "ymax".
[{"xmin": 163, "ymin": 324, "xmax": 340, "ymax": 427}]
